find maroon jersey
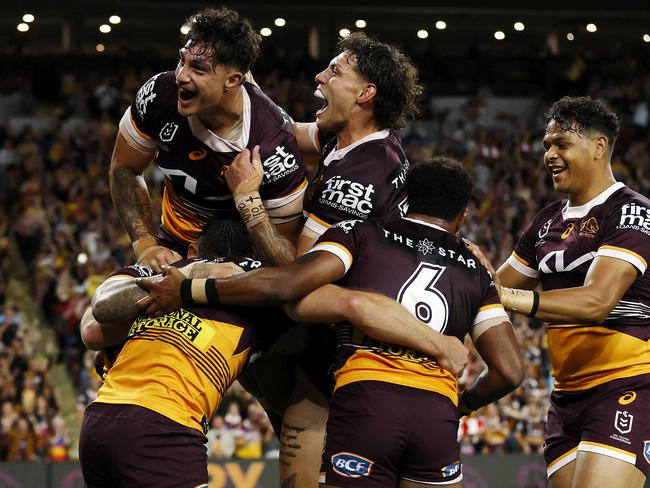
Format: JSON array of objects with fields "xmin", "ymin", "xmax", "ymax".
[
  {"xmin": 310, "ymin": 217, "xmax": 508, "ymax": 405},
  {"xmin": 120, "ymin": 71, "xmax": 307, "ymax": 243},
  {"xmin": 508, "ymin": 182, "xmax": 650, "ymax": 391},
  {"xmin": 302, "ymin": 125, "xmax": 408, "ymax": 236}
]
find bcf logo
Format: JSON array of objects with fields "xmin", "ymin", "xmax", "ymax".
[{"xmin": 331, "ymin": 452, "xmax": 374, "ymax": 478}]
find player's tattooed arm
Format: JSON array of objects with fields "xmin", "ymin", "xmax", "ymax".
[
  {"xmin": 225, "ymin": 146, "xmax": 297, "ymax": 265},
  {"xmin": 92, "ymin": 276, "xmax": 163, "ymax": 325}
]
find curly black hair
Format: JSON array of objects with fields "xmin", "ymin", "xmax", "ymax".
[
  {"xmin": 338, "ymin": 32, "xmax": 422, "ymax": 130},
  {"xmin": 182, "ymin": 7, "xmax": 261, "ymax": 74},
  {"xmin": 544, "ymin": 96, "xmax": 621, "ymax": 150},
  {"xmin": 407, "ymin": 158, "xmax": 474, "ymax": 220},
  {"xmin": 197, "ymin": 216, "xmax": 253, "ymax": 259}
]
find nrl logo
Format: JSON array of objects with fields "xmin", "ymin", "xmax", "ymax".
[
  {"xmin": 644, "ymin": 441, "xmax": 650, "ymax": 465},
  {"xmin": 160, "ymin": 122, "xmax": 179, "ymax": 143},
  {"xmin": 614, "ymin": 410, "xmax": 633, "ymax": 435},
  {"xmin": 579, "ymin": 217, "xmax": 599, "ymax": 238}
]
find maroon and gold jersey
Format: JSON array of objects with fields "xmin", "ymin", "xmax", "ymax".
[
  {"xmin": 507, "ymin": 182, "xmax": 650, "ymax": 391},
  {"xmin": 120, "ymin": 71, "xmax": 307, "ymax": 243},
  {"xmin": 95, "ymin": 257, "xmax": 282, "ymax": 433},
  {"xmin": 302, "ymin": 123, "xmax": 408, "ymax": 237},
  {"xmin": 309, "ymin": 217, "xmax": 508, "ymax": 405}
]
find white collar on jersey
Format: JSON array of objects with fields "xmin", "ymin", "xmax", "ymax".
[
  {"xmin": 402, "ymin": 216, "xmax": 449, "ymax": 233},
  {"xmin": 323, "ymin": 129, "xmax": 390, "ymax": 167},
  {"xmin": 562, "ymin": 181, "xmax": 625, "ymax": 220},
  {"xmin": 187, "ymin": 86, "xmax": 251, "ymax": 153}
]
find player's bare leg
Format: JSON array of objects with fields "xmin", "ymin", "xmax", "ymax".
[
  {"xmin": 280, "ymin": 370, "xmax": 329, "ymax": 488},
  {"xmin": 571, "ymin": 451, "xmax": 645, "ymax": 488},
  {"xmin": 549, "ymin": 460, "xmax": 575, "ymax": 488}
]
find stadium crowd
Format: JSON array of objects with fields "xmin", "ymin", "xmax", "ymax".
[{"xmin": 0, "ymin": 38, "xmax": 649, "ymax": 460}]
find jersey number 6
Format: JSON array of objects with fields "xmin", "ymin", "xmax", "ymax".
[{"xmin": 397, "ymin": 263, "xmax": 449, "ymax": 333}]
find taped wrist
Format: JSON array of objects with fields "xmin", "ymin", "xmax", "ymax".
[
  {"xmin": 132, "ymin": 236, "xmax": 158, "ymax": 260},
  {"xmin": 234, "ymin": 191, "xmax": 267, "ymax": 228},
  {"xmin": 500, "ymin": 287, "xmax": 537, "ymax": 316},
  {"xmin": 180, "ymin": 279, "xmax": 219, "ymax": 306}
]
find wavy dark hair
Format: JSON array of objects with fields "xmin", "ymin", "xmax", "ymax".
[
  {"xmin": 197, "ymin": 217, "xmax": 253, "ymax": 259},
  {"xmin": 407, "ymin": 157, "xmax": 474, "ymax": 220},
  {"xmin": 338, "ymin": 32, "xmax": 422, "ymax": 130},
  {"xmin": 545, "ymin": 96, "xmax": 621, "ymax": 150},
  {"xmin": 182, "ymin": 7, "xmax": 261, "ymax": 73}
]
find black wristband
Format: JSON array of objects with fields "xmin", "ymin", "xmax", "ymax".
[
  {"xmin": 205, "ymin": 278, "xmax": 219, "ymax": 305},
  {"xmin": 528, "ymin": 291, "xmax": 540, "ymax": 318},
  {"xmin": 180, "ymin": 279, "xmax": 195, "ymax": 305}
]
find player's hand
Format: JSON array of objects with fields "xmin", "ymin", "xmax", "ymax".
[
  {"xmin": 137, "ymin": 245, "xmax": 182, "ymax": 274},
  {"xmin": 136, "ymin": 266, "xmax": 186, "ymax": 316},
  {"xmin": 178, "ymin": 261, "xmax": 245, "ymax": 279},
  {"xmin": 433, "ymin": 335, "xmax": 469, "ymax": 377},
  {"xmin": 224, "ymin": 145, "xmax": 264, "ymax": 197},
  {"xmin": 463, "ymin": 239, "xmax": 501, "ymax": 295}
]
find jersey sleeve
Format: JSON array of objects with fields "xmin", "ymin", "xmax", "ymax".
[
  {"xmin": 119, "ymin": 72, "xmax": 173, "ymax": 149},
  {"xmin": 307, "ymin": 219, "xmax": 369, "ymax": 274},
  {"xmin": 470, "ymin": 268, "xmax": 510, "ymax": 342},
  {"xmin": 597, "ymin": 198, "xmax": 650, "ymax": 275},
  {"xmin": 507, "ymin": 216, "xmax": 543, "ymax": 279},
  {"xmin": 107, "ymin": 264, "xmax": 156, "ymax": 280}
]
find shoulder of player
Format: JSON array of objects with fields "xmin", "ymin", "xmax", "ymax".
[
  {"xmin": 608, "ymin": 184, "xmax": 650, "ymax": 208},
  {"xmin": 133, "ymin": 71, "xmax": 178, "ymax": 121},
  {"xmin": 245, "ymin": 82, "xmax": 290, "ymax": 130}
]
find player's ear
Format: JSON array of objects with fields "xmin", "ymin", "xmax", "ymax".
[
  {"xmin": 225, "ymin": 70, "xmax": 244, "ymax": 89},
  {"xmin": 187, "ymin": 243, "xmax": 199, "ymax": 259},
  {"xmin": 358, "ymin": 83, "xmax": 377, "ymax": 104},
  {"xmin": 593, "ymin": 133, "xmax": 609, "ymax": 160}
]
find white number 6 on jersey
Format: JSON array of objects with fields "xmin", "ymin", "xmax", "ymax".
[{"xmin": 397, "ymin": 263, "xmax": 449, "ymax": 333}]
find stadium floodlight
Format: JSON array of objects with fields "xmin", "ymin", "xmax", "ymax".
[
  {"xmin": 514, "ymin": 22, "xmax": 525, "ymax": 31},
  {"xmin": 417, "ymin": 29, "xmax": 429, "ymax": 39},
  {"xmin": 339, "ymin": 28, "xmax": 351, "ymax": 38},
  {"xmin": 22, "ymin": 14, "xmax": 35, "ymax": 23},
  {"xmin": 435, "ymin": 20, "xmax": 446, "ymax": 30},
  {"xmin": 644, "ymin": 34, "xmax": 650, "ymax": 43},
  {"xmin": 494, "ymin": 31, "xmax": 505, "ymax": 40},
  {"xmin": 109, "ymin": 15, "xmax": 121, "ymax": 25},
  {"xmin": 17, "ymin": 23, "xmax": 29, "ymax": 32},
  {"xmin": 96, "ymin": 43, "xmax": 105, "ymax": 53},
  {"xmin": 261, "ymin": 27, "xmax": 272, "ymax": 37},
  {"xmin": 355, "ymin": 19, "xmax": 367, "ymax": 28},
  {"xmin": 586, "ymin": 23, "xmax": 597, "ymax": 32},
  {"xmin": 274, "ymin": 18, "xmax": 286, "ymax": 27},
  {"xmin": 567, "ymin": 32, "xmax": 575, "ymax": 41},
  {"xmin": 180, "ymin": 24, "xmax": 190, "ymax": 35},
  {"xmin": 77, "ymin": 253, "xmax": 88, "ymax": 264},
  {"xmin": 99, "ymin": 24, "xmax": 111, "ymax": 33}
]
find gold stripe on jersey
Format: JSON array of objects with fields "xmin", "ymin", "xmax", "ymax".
[
  {"xmin": 547, "ymin": 324, "xmax": 650, "ymax": 391},
  {"xmin": 310, "ymin": 241, "xmax": 353, "ymax": 272},
  {"xmin": 95, "ymin": 310, "xmax": 250, "ymax": 431},
  {"xmin": 161, "ymin": 180, "xmax": 206, "ymax": 243},
  {"xmin": 512, "ymin": 251, "xmax": 530, "ymax": 266},
  {"xmin": 334, "ymin": 348, "xmax": 459, "ymax": 405},
  {"xmin": 129, "ymin": 110, "xmax": 155, "ymax": 142}
]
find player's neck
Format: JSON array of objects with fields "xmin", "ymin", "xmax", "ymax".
[
  {"xmin": 567, "ymin": 169, "xmax": 616, "ymax": 207},
  {"xmin": 336, "ymin": 119, "xmax": 383, "ymax": 149},
  {"xmin": 198, "ymin": 86, "xmax": 244, "ymax": 138},
  {"xmin": 407, "ymin": 213, "xmax": 455, "ymax": 233}
]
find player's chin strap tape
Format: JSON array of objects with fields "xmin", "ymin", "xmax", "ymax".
[{"xmin": 180, "ymin": 279, "xmax": 219, "ymax": 306}]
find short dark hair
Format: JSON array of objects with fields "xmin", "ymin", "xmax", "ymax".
[
  {"xmin": 544, "ymin": 96, "xmax": 621, "ymax": 150},
  {"xmin": 407, "ymin": 157, "xmax": 474, "ymax": 220},
  {"xmin": 338, "ymin": 32, "xmax": 421, "ymax": 130},
  {"xmin": 182, "ymin": 7, "xmax": 261, "ymax": 74},
  {"xmin": 197, "ymin": 217, "xmax": 253, "ymax": 259}
]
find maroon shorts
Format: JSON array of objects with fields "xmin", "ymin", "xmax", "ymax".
[
  {"xmin": 80, "ymin": 402, "xmax": 208, "ymax": 488},
  {"xmin": 545, "ymin": 373, "xmax": 650, "ymax": 478},
  {"xmin": 321, "ymin": 381, "xmax": 461, "ymax": 487}
]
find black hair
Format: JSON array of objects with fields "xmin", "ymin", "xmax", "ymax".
[
  {"xmin": 182, "ymin": 7, "xmax": 261, "ymax": 73},
  {"xmin": 196, "ymin": 217, "xmax": 253, "ymax": 259},
  {"xmin": 337, "ymin": 32, "xmax": 421, "ymax": 130},
  {"xmin": 544, "ymin": 96, "xmax": 620, "ymax": 150},
  {"xmin": 407, "ymin": 157, "xmax": 474, "ymax": 220}
]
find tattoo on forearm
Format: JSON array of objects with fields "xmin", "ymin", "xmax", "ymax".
[
  {"xmin": 93, "ymin": 282, "xmax": 148, "ymax": 324},
  {"xmin": 248, "ymin": 220, "xmax": 296, "ymax": 265},
  {"xmin": 110, "ymin": 167, "xmax": 154, "ymax": 241}
]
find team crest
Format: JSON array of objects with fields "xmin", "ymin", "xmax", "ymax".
[
  {"xmin": 643, "ymin": 441, "xmax": 650, "ymax": 464},
  {"xmin": 159, "ymin": 122, "xmax": 179, "ymax": 142},
  {"xmin": 615, "ymin": 410, "xmax": 633, "ymax": 434},
  {"xmin": 579, "ymin": 217, "xmax": 599, "ymax": 238}
]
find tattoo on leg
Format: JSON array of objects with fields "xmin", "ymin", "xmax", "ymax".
[
  {"xmin": 281, "ymin": 474, "xmax": 297, "ymax": 488},
  {"xmin": 280, "ymin": 422, "xmax": 305, "ymax": 466}
]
